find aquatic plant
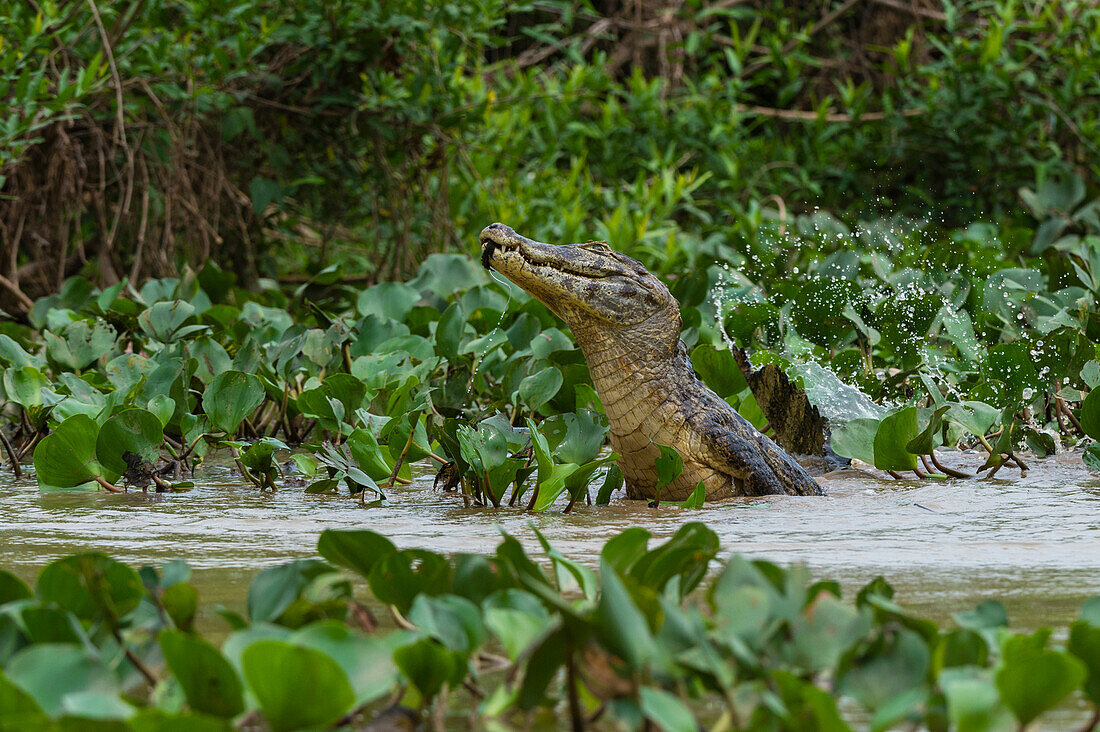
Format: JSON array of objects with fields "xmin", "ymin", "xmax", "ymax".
[
  {"xmin": 0, "ymin": 525, "xmax": 1097, "ymax": 730},
  {"xmin": 5, "ymin": 193, "xmax": 1100, "ymax": 506}
]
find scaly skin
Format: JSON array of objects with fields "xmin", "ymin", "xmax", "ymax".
[{"xmin": 479, "ymin": 223, "xmax": 822, "ymax": 500}]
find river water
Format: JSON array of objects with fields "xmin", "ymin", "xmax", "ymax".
[{"xmin": 1, "ymin": 449, "xmax": 1098, "ymax": 630}]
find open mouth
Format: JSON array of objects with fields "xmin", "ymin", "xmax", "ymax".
[
  {"xmin": 479, "ymin": 235, "xmax": 502, "ymax": 270},
  {"xmin": 480, "ymin": 234, "xmax": 613, "ymax": 281}
]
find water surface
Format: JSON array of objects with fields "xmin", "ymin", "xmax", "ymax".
[{"xmin": 1, "ymin": 450, "xmax": 1098, "ymax": 628}]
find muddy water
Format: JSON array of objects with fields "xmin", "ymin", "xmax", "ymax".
[{"xmin": 1, "ymin": 450, "xmax": 1098, "ymax": 628}]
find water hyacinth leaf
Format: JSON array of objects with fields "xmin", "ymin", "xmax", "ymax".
[
  {"xmin": 941, "ymin": 668, "xmax": 1012, "ymax": 732},
  {"xmin": 790, "ymin": 595, "xmax": 869, "ymax": 671},
  {"xmin": 873, "ymin": 407, "xmax": 919, "ymax": 471},
  {"xmin": 33, "ymin": 414, "xmax": 116, "ymax": 489},
  {"xmin": 37, "ymin": 553, "xmax": 146, "ymax": 624},
  {"xmin": 995, "ymin": 644, "xmax": 1085, "ymax": 726},
  {"xmin": 238, "ymin": 438, "xmax": 287, "ymax": 471},
  {"xmin": 4, "ymin": 644, "xmax": 119, "ymax": 718},
  {"xmin": 541, "ymin": 409, "xmax": 608, "ymax": 465},
  {"xmin": 0, "ymin": 334, "xmax": 40, "ymax": 369},
  {"xmin": 368, "ymin": 549, "xmax": 451, "ymax": 613},
  {"xmin": 0, "ymin": 570, "xmax": 32, "ymax": 604},
  {"xmin": 839, "ymin": 627, "xmax": 929, "ymax": 710},
  {"xmin": 681, "ymin": 481, "xmax": 705, "ymax": 509},
  {"xmin": 1079, "ymin": 389, "xmax": 1100, "ymax": 441},
  {"xmin": 138, "ymin": 300, "xmax": 198, "ymax": 342},
  {"xmin": 344, "ymin": 428, "xmax": 394, "ymax": 482},
  {"xmin": 530, "ymin": 462, "xmax": 581, "ymax": 512},
  {"xmin": 393, "ymin": 638, "xmax": 461, "ymax": 700},
  {"xmin": 356, "ymin": 282, "xmax": 421, "ymax": 321},
  {"xmin": 947, "ymin": 401, "xmax": 1000, "ymax": 440},
  {"xmin": 518, "ymin": 366, "xmax": 563, "ymax": 412},
  {"xmin": 433, "ymin": 302, "xmax": 465, "ymax": 361},
  {"xmin": 162, "ymin": 582, "xmax": 199, "ymax": 631},
  {"xmin": 0, "ymin": 670, "xmax": 47, "ymax": 726},
  {"xmin": 408, "ymin": 594, "xmax": 485, "ymax": 653},
  {"xmin": 639, "ymin": 686, "xmax": 696, "ymax": 732},
  {"xmin": 689, "ymin": 344, "xmax": 749, "ymax": 398},
  {"xmin": 289, "ymin": 622, "xmax": 401, "ymax": 707},
  {"xmin": 247, "ymin": 560, "xmax": 323, "ymax": 624},
  {"xmin": 44, "ymin": 319, "xmax": 116, "ymax": 371},
  {"xmin": 95, "ymin": 408, "xmax": 163, "ymax": 477},
  {"xmin": 3, "ymin": 365, "xmax": 48, "ymax": 408},
  {"xmin": 1082, "ymin": 360, "xmax": 1100, "ymax": 389},
  {"xmin": 241, "ymin": 640, "xmax": 355, "ymax": 732},
  {"xmin": 830, "ymin": 417, "xmax": 879, "ymax": 465},
  {"xmin": 316, "ymin": 530, "xmax": 397, "ymax": 579},
  {"xmin": 1068, "ymin": 621, "xmax": 1100, "ymax": 704},
  {"xmin": 159, "ymin": 629, "xmax": 244, "ymax": 719},
  {"xmin": 203, "ymin": 370, "xmax": 264, "ymax": 434},
  {"xmin": 146, "ymin": 394, "xmax": 176, "ymax": 427},
  {"xmin": 596, "ymin": 463, "xmax": 624, "ymax": 505},
  {"xmin": 906, "ymin": 406, "xmax": 950, "ymax": 456},
  {"xmin": 655, "ymin": 444, "xmax": 684, "ymax": 495},
  {"xmin": 596, "ymin": 557, "xmax": 657, "ymax": 668},
  {"xmin": 983, "ymin": 343, "xmax": 1043, "ymax": 402}
]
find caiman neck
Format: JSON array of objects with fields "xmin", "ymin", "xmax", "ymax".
[{"xmin": 567, "ymin": 304, "xmax": 687, "ymax": 411}]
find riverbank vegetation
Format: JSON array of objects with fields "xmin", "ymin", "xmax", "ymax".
[
  {"xmin": 1, "ymin": 525, "xmax": 1098, "ymax": 730},
  {"xmin": 4, "ymin": 2, "xmax": 1100, "ymax": 727}
]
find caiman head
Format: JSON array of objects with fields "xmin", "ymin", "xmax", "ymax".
[{"xmin": 479, "ymin": 223, "xmax": 680, "ymax": 354}]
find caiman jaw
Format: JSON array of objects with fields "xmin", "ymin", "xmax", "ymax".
[{"xmin": 479, "ymin": 223, "xmax": 608, "ymax": 280}]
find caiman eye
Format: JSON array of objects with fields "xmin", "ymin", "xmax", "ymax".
[{"xmin": 579, "ymin": 240, "xmax": 611, "ymax": 251}]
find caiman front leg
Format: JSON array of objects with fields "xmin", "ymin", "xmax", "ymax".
[{"xmin": 701, "ymin": 425, "xmax": 824, "ymax": 497}]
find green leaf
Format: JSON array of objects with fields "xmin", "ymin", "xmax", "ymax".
[
  {"xmin": 393, "ymin": 638, "xmax": 460, "ymax": 700},
  {"xmin": 596, "ymin": 464, "xmax": 624, "ymax": 505},
  {"xmin": 357, "ymin": 282, "xmax": 421, "ymax": 321},
  {"xmin": 138, "ymin": 300, "xmax": 198, "ymax": 342},
  {"xmin": 316, "ymin": 530, "xmax": 397, "ymax": 579},
  {"xmin": 689, "ymin": 344, "xmax": 749, "ymax": 398},
  {"xmin": 95, "ymin": 408, "xmax": 163, "ymax": 477},
  {"xmin": 0, "ymin": 569, "xmax": 32, "ymax": 604},
  {"xmin": 288, "ymin": 622, "xmax": 400, "ymax": 707},
  {"xmin": 518, "ymin": 366, "xmax": 563, "ymax": 412},
  {"xmin": 44, "ymin": 319, "xmax": 116, "ymax": 371},
  {"xmin": 1068, "ymin": 620, "xmax": 1100, "ymax": 704},
  {"xmin": 4, "ymin": 644, "xmax": 119, "ymax": 717},
  {"xmin": 249, "ymin": 177, "xmax": 281, "ymax": 216},
  {"xmin": 941, "ymin": 668, "xmax": 1012, "ymax": 732},
  {"xmin": 202, "ymin": 370, "xmax": 264, "ymax": 434},
  {"xmin": 596, "ymin": 557, "xmax": 656, "ymax": 668},
  {"xmin": 873, "ymin": 407, "xmax": 919, "ymax": 471},
  {"xmin": 3, "ymin": 366, "xmax": 48, "ymax": 408},
  {"xmin": 33, "ymin": 414, "xmax": 113, "ymax": 489},
  {"xmin": 368, "ymin": 550, "xmax": 451, "ymax": 613},
  {"xmin": 37, "ymin": 553, "xmax": 145, "ymax": 625},
  {"xmin": 1079, "ymin": 388, "xmax": 1100, "ymax": 440},
  {"xmin": 830, "ymin": 417, "xmax": 880, "ymax": 465},
  {"xmin": 639, "ymin": 686, "xmax": 696, "ymax": 732},
  {"xmin": 681, "ymin": 481, "xmax": 705, "ymax": 509},
  {"xmin": 159, "ymin": 629, "xmax": 244, "ymax": 719},
  {"xmin": 0, "ymin": 670, "xmax": 47, "ymax": 726},
  {"xmin": 408, "ymin": 594, "xmax": 484, "ymax": 653},
  {"xmin": 241, "ymin": 640, "xmax": 354, "ymax": 732},
  {"xmin": 654, "ymin": 444, "xmax": 683, "ymax": 496},
  {"xmin": 995, "ymin": 641, "xmax": 1085, "ymax": 726},
  {"xmin": 247, "ymin": 561, "xmax": 319, "ymax": 624}
]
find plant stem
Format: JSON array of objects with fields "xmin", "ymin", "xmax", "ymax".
[
  {"xmin": 96, "ymin": 476, "xmax": 124, "ymax": 493},
  {"xmin": 0, "ymin": 429, "xmax": 21, "ymax": 478}
]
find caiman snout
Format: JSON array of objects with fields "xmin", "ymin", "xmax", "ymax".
[{"xmin": 479, "ymin": 222, "xmax": 517, "ymax": 270}]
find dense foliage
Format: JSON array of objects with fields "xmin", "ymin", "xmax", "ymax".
[
  {"xmin": 1, "ymin": 525, "xmax": 1098, "ymax": 730},
  {"xmin": 2, "ymin": 0, "xmax": 1098, "ymax": 309}
]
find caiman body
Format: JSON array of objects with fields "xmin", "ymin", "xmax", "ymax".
[{"xmin": 480, "ymin": 223, "xmax": 822, "ymax": 500}]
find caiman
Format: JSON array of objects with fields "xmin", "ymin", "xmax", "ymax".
[{"xmin": 479, "ymin": 223, "xmax": 823, "ymax": 500}]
